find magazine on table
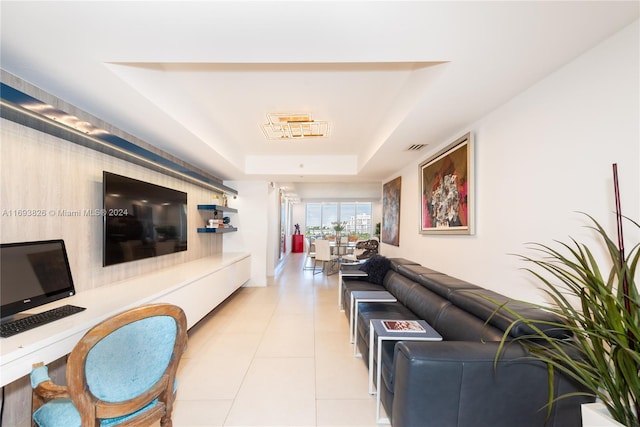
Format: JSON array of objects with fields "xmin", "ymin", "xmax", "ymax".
[{"xmin": 382, "ymin": 320, "xmax": 425, "ymax": 333}]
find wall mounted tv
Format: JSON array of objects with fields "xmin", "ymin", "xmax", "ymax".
[{"xmin": 103, "ymin": 172, "xmax": 187, "ymax": 266}]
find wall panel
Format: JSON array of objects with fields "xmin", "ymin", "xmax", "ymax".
[{"xmin": 1, "ymin": 118, "xmax": 223, "ymax": 292}]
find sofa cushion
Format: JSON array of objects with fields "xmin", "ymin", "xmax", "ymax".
[
  {"xmin": 357, "ymin": 301, "xmax": 419, "ymax": 330},
  {"xmin": 392, "ymin": 282, "xmax": 452, "ymax": 327},
  {"xmin": 449, "ymin": 289, "xmax": 571, "ymax": 339},
  {"xmin": 379, "ymin": 339, "xmax": 397, "ymax": 391},
  {"xmin": 416, "ymin": 273, "xmax": 480, "ymax": 299},
  {"xmin": 396, "ymin": 264, "xmax": 444, "ymax": 283},
  {"xmin": 433, "ymin": 303, "xmax": 505, "ymax": 341},
  {"xmin": 342, "ymin": 280, "xmax": 385, "ymax": 316},
  {"xmin": 343, "ymin": 279, "xmax": 384, "ymax": 294},
  {"xmin": 388, "ymin": 258, "xmax": 420, "ymax": 272},
  {"xmin": 355, "ymin": 301, "xmax": 419, "ymax": 361},
  {"xmin": 359, "ymin": 255, "xmax": 391, "ymax": 285},
  {"xmin": 383, "ymin": 272, "xmax": 421, "ymax": 307}
]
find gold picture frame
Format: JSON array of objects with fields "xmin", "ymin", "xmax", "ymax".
[{"xmin": 419, "ymin": 132, "xmax": 474, "ymax": 235}]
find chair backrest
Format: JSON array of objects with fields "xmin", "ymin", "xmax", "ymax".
[
  {"xmin": 305, "ymin": 237, "xmax": 315, "ymax": 254},
  {"xmin": 66, "ymin": 303, "xmax": 187, "ymax": 426},
  {"xmin": 314, "ymin": 239, "xmax": 332, "ymax": 262},
  {"xmin": 351, "ymin": 240, "xmax": 366, "ymax": 257}
]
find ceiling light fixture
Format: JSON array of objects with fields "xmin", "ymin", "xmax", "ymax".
[{"xmin": 261, "ymin": 112, "xmax": 330, "ymax": 140}]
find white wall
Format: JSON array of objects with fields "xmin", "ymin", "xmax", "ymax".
[
  {"xmin": 226, "ymin": 179, "xmax": 282, "ymax": 280},
  {"xmin": 223, "ymin": 180, "xmax": 270, "ymax": 286},
  {"xmin": 381, "ymin": 20, "xmax": 639, "ymax": 304}
]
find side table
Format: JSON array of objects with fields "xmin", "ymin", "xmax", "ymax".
[
  {"xmin": 368, "ymin": 319, "xmax": 442, "ymax": 424},
  {"xmin": 338, "ymin": 263, "xmax": 367, "ymax": 310},
  {"xmin": 350, "ymin": 291, "xmax": 397, "ymax": 356}
]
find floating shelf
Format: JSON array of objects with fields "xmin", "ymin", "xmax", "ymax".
[
  {"xmin": 197, "ymin": 204, "xmax": 238, "ymax": 213},
  {"xmin": 197, "ymin": 205, "xmax": 238, "ymax": 233},
  {"xmin": 197, "ymin": 227, "xmax": 238, "ymax": 233}
]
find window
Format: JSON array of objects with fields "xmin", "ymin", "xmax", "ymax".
[
  {"xmin": 322, "ymin": 203, "xmax": 338, "ymax": 231},
  {"xmin": 353, "ymin": 203, "xmax": 372, "ymax": 238},
  {"xmin": 305, "ymin": 202, "xmax": 372, "ymax": 239}
]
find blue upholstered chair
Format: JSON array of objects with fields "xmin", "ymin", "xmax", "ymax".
[{"xmin": 30, "ymin": 303, "xmax": 188, "ymax": 427}]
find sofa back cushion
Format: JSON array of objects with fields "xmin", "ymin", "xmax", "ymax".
[
  {"xmin": 385, "ymin": 261, "xmax": 571, "ymax": 340},
  {"xmin": 395, "ymin": 264, "xmax": 443, "ymax": 282},
  {"xmin": 385, "ymin": 271, "xmax": 451, "ymax": 327},
  {"xmin": 449, "ymin": 289, "xmax": 571, "ymax": 339},
  {"xmin": 388, "ymin": 258, "xmax": 420, "ymax": 272},
  {"xmin": 384, "ymin": 271, "xmax": 418, "ymax": 305},
  {"xmin": 433, "ymin": 304, "xmax": 505, "ymax": 341},
  {"xmin": 415, "ymin": 273, "xmax": 481, "ymax": 299},
  {"xmin": 385, "ymin": 269, "xmax": 506, "ymax": 341}
]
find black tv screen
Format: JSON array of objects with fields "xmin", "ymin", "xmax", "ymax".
[
  {"xmin": 1, "ymin": 239, "xmax": 76, "ymax": 320},
  {"xmin": 103, "ymin": 172, "xmax": 187, "ymax": 266}
]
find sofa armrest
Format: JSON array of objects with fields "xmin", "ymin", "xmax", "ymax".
[{"xmin": 391, "ymin": 341, "xmax": 590, "ymax": 427}]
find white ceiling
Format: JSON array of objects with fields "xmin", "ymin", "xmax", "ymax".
[{"xmin": 1, "ymin": 1, "xmax": 638, "ymax": 199}]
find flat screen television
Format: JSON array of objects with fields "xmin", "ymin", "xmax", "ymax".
[
  {"xmin": 103, "ymin": 172, "xmax": 188, "ymax": 266},
  {"xmin": 0, "ymin": 239, "xmax": 77, "ymax": 321}
]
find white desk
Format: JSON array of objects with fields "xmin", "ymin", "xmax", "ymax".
[
  {"xmin": 368, "ymin": 319, "xmax": 442, "ymax": 423},
  {"xmin": 0, "ymin": 252, "xmax": 250, "ymax": 386}
]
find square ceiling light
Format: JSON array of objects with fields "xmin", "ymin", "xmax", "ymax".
[{"xmin": 261, "ymin": 112, "xmax": 330, "ymax": 140}]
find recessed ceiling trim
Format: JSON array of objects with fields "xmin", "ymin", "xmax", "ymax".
[{"xmin": 245, "ymin": 154, "xmax": 356, "ymax": 176}]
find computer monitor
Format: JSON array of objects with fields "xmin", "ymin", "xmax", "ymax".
[{"xmin": 0, "ymin": 239, "xmax": 77, "ymax": 321}]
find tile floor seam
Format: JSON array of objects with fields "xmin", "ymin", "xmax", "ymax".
[
  {"xmin": 222, "ymin": 292, "xmax": 278, "ymax": 427},
  {"xmin": 173, "ymin": 253, "xmax": 382, "ymax": 427}
]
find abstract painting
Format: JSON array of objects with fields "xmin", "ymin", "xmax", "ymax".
[
  {"xmin": 419, "ymin": 133, "xmax": 474, "ymax": 235},
  {"xmin": 382, "ymin": 176, "xmax": 401, "ymax": 246}
]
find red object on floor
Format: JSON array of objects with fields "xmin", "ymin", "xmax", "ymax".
[{"xmin": 292, "ymin": 234, "xmax": 304, "ymax": 253}]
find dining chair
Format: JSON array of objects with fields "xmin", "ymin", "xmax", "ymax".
[
  {"xmin": 342, "ymin": 240, "xmax": 362, "ymax": 262},
  {"xmin": 313, "ymin": 239, "xmax": 338, "ymax": 274},
  {"xmin": 303, "ymin": 237, "xmax": 318, "ymax": 271},
  {"xmin": 30, "ymin": 303, "xmax": 188, "ymax": 427},
  {"xmin": 344, "ymin": 235, "xmax": 358, "ymax": 256}
]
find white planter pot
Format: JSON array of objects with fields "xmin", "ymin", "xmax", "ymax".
[{"xmin": 581, "ymin": 402, "xmax": 625, "ymax": 427}]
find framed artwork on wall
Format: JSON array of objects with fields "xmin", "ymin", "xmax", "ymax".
[
  {"xmin": 382, "ymin": 176, "xmax": 401, "ymax": 246},
  {"xmin": 419, "ymin": 132, "xmax": 474, "ymax": 235}
]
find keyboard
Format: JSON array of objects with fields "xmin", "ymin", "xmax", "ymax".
[{"xmin": 1, "ymin": 304, "xmax": 86, "ymax": 338}]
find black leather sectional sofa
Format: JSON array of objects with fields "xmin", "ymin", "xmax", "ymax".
[{"xmin": 340, "ymin": 256, "xmax": 593, "ymax": 427}]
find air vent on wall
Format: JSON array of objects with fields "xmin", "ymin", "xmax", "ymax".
[{"xmin": 406, "ymin": 144, "xmax": 427, "ymax": 151}]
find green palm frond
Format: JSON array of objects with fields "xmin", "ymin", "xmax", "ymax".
[{"xmin": 493, "ymin": 213, "xmax": 639, "ymax": 426}]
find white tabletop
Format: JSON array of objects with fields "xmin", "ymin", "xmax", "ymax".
[{"xmin": 0, "ymin": 252, "xmax": 249, "ymax": 386}]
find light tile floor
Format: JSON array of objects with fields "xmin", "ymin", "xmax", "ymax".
[{"xmin": 172, "ymin": 253, "xmax": 384, "ymax": 427}]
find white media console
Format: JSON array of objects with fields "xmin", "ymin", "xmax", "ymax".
[{"xmin": 0, "ymin": 252, "xmax": 251, "ymax": 386}]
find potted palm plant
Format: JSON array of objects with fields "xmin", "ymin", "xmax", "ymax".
[
  {"xmin": 332, "ymin": 221, "xmax": 346, "ymax": 245},
  {"xmin": 494, "ymin": 166, "xmax": 639, "ymax": 427}
]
